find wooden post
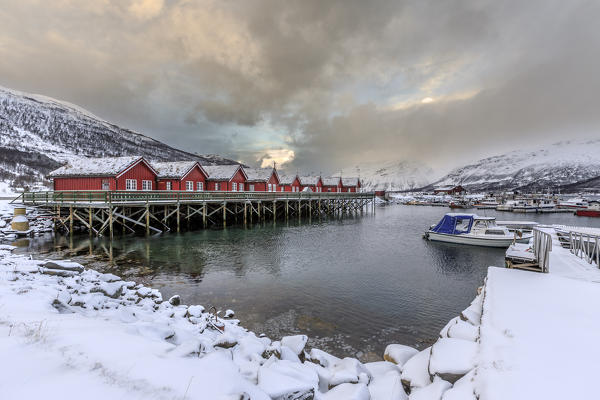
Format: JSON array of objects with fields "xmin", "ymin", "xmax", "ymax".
[
  {"xmin": 69, "ymin": 205, "xmax": 74, "ymax": 234},
  {"xmin": 109, "ymin": 206, "xmax": 113, "ymax": 239},
  {"xmin": 285, "ymin": 200, "xmax": 289, "ymax": 220},
  {"xmin": 298, "ymin": 200, "xmax": 301, "ymax": 222},
  {"xmin": 88, "ymin": 206, "xmax": 92, "ymax": 236},
  {"xmin": 203, "ymin": 203, "xmax": 207, "ymax": 228},
  {"xmin": 145, "ymin": 203, "xmax": 150, "ymax": 236},
  {"xmin": 223, "ymin": 202, "xmax": 227, "ymax": 228},
  {"xmin": 258, "ymin": 202, "xmax": 261, "ymax": 220},
  {"xmin": 244, "ymin": 202, "xmax": 247, "ymax": 226},
  {"xmin": 176, "ymin": 204, "xmax": 180, "ymax": 233},
  {"xmin": 273, "ymin": 201, "xmax": 276, "ymax": 222}
]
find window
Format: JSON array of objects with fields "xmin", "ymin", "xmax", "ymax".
[
  {"xmin": 215, "ymin": 182, "xmax": 220, "ymax": 191},
  {"xmin": 126, "ymin": 179, "xmax": 137, "ymax": 190},
  {"xmin": 102, "ymin": 179, "xmax": 110, "ymax": 190},
  {"xmin": 273, "ymin": 184, "xmax": 277, "ymax": 192},
  {"xmin": 239, "ymin": 183, "xmax": 244, "ymax": 191},
  {"xmin": 280, "ymin": 187, "xmax": 284, "ymax": 192},
  {"xmin": 268, "ymin": 183, "xmax": 272, "ymax": 192},
  {"xmin": 232, "ymin": 182, "xmax": 237, "ymax": 191},
  {"xmin": 197, "ymin": 182, "xmax": 203, "ymax": 191},
  {"xmin": 186, "ymin": 181, "xmax": 193, "ymax": 191},
  {"xmin": 142, "ymin": 180, "xmax": 152, "ymax": 191},
  {"xmin": 249, "ymin": 184, "xmax": 255, "ymax": 191},
  {"xmin": 166, "ymin": 181, "xmax": 172, "ymax": 191}
]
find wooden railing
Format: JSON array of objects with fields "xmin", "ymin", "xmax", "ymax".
[
  {"xmin": 567, "ymin": 230, "xmax": 600, "ymax": 267},
  {"xmin": 15, "ymin": 190, "xmax": 375, "ymax": 206}
]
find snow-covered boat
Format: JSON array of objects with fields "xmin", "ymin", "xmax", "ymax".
[
  {"xmin": 425, "ymin": 213, "xmax": 532, "ymax": 247},
  {"xmin": 557, "ymin": 198, "xmax": 588, "ymax": 209}
]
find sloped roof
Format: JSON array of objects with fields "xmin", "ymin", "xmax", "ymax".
[
  {"xmin": 48, "ymin": 156, "xmax": 147, "ymax": 177},
  {"xmin": 298, "ymin": 176, "xmax": 321, "ymax": 186},
  {"xmin": 341, "ymin": 177, "xmax": 360, "ymax": 187},
  {"xmin": 322, "ymin": 177, "xmax": 341, "ymax": 186},
  {"xmin": 244, "ymin": 167, "xmax": 277, "ymax": 182},
  {"xmin": 153, "ymin": 161, "xmax": 205, "ymax": 179},
  {"xmin": 279, "ymin": 174, "xmax": 298, "ymax": 185},
  {"xmin": 203, "ymin": 165, "xmax": 245, "ymax": 181}
]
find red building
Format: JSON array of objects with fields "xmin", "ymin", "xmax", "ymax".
[
  {"xmin": 244, "ymin": 167, "xmax": 280, "ymax": 191},
  {"xmin": 154, "ymin": 161, "xmax": 208, "ymax": 191},
  {"xmin": 321, "ymin": 177, "xmax": 342, "ymax": 192},
  {"xmin": 340, "ymin": 177, "xmax": 362, "ymax": 193},
  {"xmin": 49, "ymin": 156, "xmax": 158, "ymax": 191},
  {"xmin": 298, "ymin": 176, "xmax": 323, "ymax": 192},
  {"xmin": 280, "ymin": 175, "xmax": 301, "ymax": 192},
  {"xmin": 433, "ymin": 185, "xmax": 465, "ymax": 195},
  {"xmin": 203, "ymin": 165, "xmax": 248, "ymax": 191}
]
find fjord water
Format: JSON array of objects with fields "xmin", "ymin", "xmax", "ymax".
[{"xmin": 25, "ymin": 205, "xmax": 600, "ymax": 360}]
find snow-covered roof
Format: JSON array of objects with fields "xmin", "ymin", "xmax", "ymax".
[
  {"xmin": 48, "ymin": 156, "xmax": 149, "ymax": 177},
  {"xmin": 153, "ymin": 161, "xmax": 205, "ymax": 179},
  {"xmin": 244, "ymin": 167, "xmax": 277, "ymax": 182},
  {"xmin": 203, "ymin": 165, "xmax": 245, "ymax": 181},
  {"xmin": 321, "ymin": 177, "xmax": 341, "ymax": 186},
  {"xmin": 298, "ymin": 176, "xmax": 321, "ymax": 186},
  {"xmin": 341, "ymin": 177, "xmax": 360, "ymax": 187},
  {"xmin": 279, "ymin": 174, "xmax": 298, "ymax": 185}
]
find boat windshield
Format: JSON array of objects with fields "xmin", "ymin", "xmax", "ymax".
[
  {"xmin": 485, "ymin": 229, "xmax": 507, "ymax": 235},
  {"xmin": 455, "ymin": 218, "xmax": 471, "ymax": 232}
]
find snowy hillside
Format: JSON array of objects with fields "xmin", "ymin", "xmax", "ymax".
[
  {"xmin": 0, "ymin": 86, "xmax": 237, "ymax": 192},
  {"xmin": 433, "ymin": 139, "xmax": 600, "ymax": 191},
  {"xmin": 338, "ymin": 161, "xmax": 434, "ymax": 191}
]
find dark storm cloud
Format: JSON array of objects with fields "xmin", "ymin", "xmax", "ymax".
[{"xmin": 0, "ymin": 0, "xmax": 598, "ymax": 173}]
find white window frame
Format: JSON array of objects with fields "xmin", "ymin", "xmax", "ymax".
[
  {"xmin": 197, "ymin": 182, "xmax": 203, "ymax": 191},
  {"xmin": 232, "ymin": 182, "xmax": 237, "ymax": 191},
  {"xmin": 166, "ymin": 181, "xmax": 172, "ymax": 191},
  {"xmin": 215, "ymin": 182, "xmax": 220, "ymax": 191},
  {"xmin": 249, "ymin": 184, "xmax": 255, "ymax": 192},
  {"xmin": 126, "ymin": 179, "xmax": 137, "ymax": 191},
  {"xmin": 142, "ymin": 180, "xmax": 152, "ymax": 191},
  {"xmin": 186, "ymin": 181, "xmax": 193, "ymax": 191},
  {"xmin": 239, "ymin": 183, "xmax": 244, "ymax": 191}
]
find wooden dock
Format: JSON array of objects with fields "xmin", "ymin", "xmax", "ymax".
[{"xmin": 15, "ymin": 190, "xmax": 376, "ymax": 237}]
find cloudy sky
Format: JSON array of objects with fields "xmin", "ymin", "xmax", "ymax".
[{"xmin": 1, "ymin": 0, "xmax": 599, "ymax": 175}]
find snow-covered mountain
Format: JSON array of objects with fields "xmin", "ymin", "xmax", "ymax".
[
  {"xmin": 433, "ymin": 139, "xmax": 600, "ymax": 192},
  {"xmin": 0, "ymin": 86, "xmax": 237, "ymax": 193},
  {"xmin": 338, "ymin": 161, "xmax": 434, "ymax": 191}
]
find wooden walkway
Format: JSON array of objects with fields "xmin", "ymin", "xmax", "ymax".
[{"xmin": 15, "ymin": 190, "xmax": 376, "ymax": 236}]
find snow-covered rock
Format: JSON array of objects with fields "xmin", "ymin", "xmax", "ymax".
[
  {"xmin": 257, "ymin": 360, "xmax": 318, "ymax": 399},
  {"xmin": 281, "ymin": 335, "xmax": 308, "ymax": 356},
  {"xmin": 368, "ymin": 368, "xmax": 408, "ymax": 400},
  {"xmin": 384, "ymin": 344, "xmax": 419, "ymax": 368},
  {"xmin": 322, "ymin": 382, "xmax": 371, "ymax": 400},
  {"xmin": 408, "ymin": 377, "xmax": 452, "ymax": 400},
  {"xmin": 400, "ymin": 347, "xmax": 432, "ymax": 391},
  {"xmin": 428, "ymin": 339, "xmax": 477, "ymax": 383},
  {"xmin": 441, "ymin": 370, "xmax": 476, "ymax": 400}
]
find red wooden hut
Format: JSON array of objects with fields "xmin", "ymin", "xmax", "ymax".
[
  {"xmin": 154, "ymin": 161, "xmax": 208, "ymax": 191},
  {"xmin": 203, "ymin": 165, "xmax": 248, "ymax": 191},
  {"xmin": 48, "ymin": 156, "xmax": 158, "ymax": 191},
  {"xmin": 280, "ymin": 175, "xmax": 301, "ymax": 192},
  {"xmin": 243, "ymin": 167, "xmax": 280, "ymax": 191},
  {"xmin": 340, "ymin": 177, "xmax": 361, "ymax": 193},
  {"xmin": 298, "ymin": 176, "xmax": 323, "ymax": 192},
  {"xmin": 321, "ymin": 177, "xmax": 342, "ymax": 193}
]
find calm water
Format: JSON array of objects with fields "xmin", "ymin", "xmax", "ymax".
[{"xmin": 19, "ymin": 205, "xmax": 600, "ymax": 361}]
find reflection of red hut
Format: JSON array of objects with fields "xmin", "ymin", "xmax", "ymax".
[
  {"xmin": 298, "ymin": 176, "xmax": 323, "ymax": 192},
  {"xmin": 280, "ymin": 175, "xmax": 301, "ymax": 192},
  {"xmin": 321, "ymin": 177, "xmax": 342, "ymax": 192},
  {"xmin": 203, "ymin": 165, "xmax": 248, "ymax": 191},
  {"xmin": 49, "ymin": 156, "xmax": 157, "ymax": 191},
  {"xmin": 243, "ymin": 167, "xmax": 280, "ymax": 191}
]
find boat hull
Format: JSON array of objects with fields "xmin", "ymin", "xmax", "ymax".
[
  {"xmin": 426, "ymin": 232, "xmax": 531, "ymax": 248},
  {"xmin": 576, "ymin": 210, "xmax": 600, "ymax": 217}
]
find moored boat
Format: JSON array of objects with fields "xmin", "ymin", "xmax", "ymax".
[
  {"xmin": 576, "ymin": 201, "xmax": 600, "ymax": 217},
  {"xmin": 557, "ymin": 198, "xmax": 588, "ymax": 210},
  {"xmin": 425, "ymin": 213, "xmax": 532, "ymax": 247}
]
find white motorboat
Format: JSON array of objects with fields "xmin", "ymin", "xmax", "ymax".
[
  {"xmin": 557, "ymin": 198, "xmax": 588, "ymax": 210},
  {"xmin": 496, "ymin": 200, "xmax": 518, "ymax": 211},
  {"xmin": 474, "ymin": 199, "xmax": 499, "ymax": 209},
  {"xmin": 425, "ymin": 213, "xmax": 532, "ymax": 248},
  {"xmin": 512, "ymin": 200, "xmax": 537, "ymax": 213}
]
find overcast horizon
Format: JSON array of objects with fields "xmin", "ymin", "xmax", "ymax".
[{"xmin": 2, "ymin": 0, "xmax": 599, "ymax": 176}]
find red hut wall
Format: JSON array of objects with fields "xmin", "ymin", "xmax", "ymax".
[
  {"xmin": 227, "ymin": 169, "xmax": 246, "ymax": 191},
  {"xmin": 53, "ymin": 177, "xmax": 116, "ymax": 191},
  {"xmin": 115, "ymin": 161, "xmax": 157, "ymax": 190},
  {"xmin": 157, "ymin": 179, "xmax": 181, "ymax": 191},
  {"xmin": 180, "ymin": 166, "xmax": 207, "ymax": 191}
]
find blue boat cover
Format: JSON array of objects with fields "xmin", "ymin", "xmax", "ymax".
[{"xmin": 431, "ymin": 214, "xmax": 474, "ymax": 235}]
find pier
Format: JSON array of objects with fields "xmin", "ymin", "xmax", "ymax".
[{"xmin": 14, "ymin": 190, "xmax": 376, "ymax": 237}]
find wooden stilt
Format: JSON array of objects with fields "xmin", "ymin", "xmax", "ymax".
[
  {"xmin": 88, "ymin": 206, "xmax": 92, "ymax": 236},
  {"xmin": 223, "ymin": 202, "xmax": 227, "ymax": 228},
  {"xmin": 145, "ymin": 203, "xmax": 150, "ymax": 236},
  {"xmin": 108, "ymin": 206, "xmax": 113, "ymax": 239},
  {"xmin": 244, "ymin": 202, "xmax": 247, "ymax": 226},
  {"xmin": 69, "ymin": 206, "xmax": 74, "ymax": 234},
  {"xmin": 203, "ymin": 203, "xmax": 207, "ymax": 228}
]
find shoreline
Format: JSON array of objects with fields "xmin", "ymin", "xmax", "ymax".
[{"xmin": 0, "ymin": 243, "xmax": 483, "ymax": 399}]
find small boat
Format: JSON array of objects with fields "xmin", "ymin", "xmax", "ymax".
[
  {"xmin": 512, "ymin": 200, "xmax": 537, "ymax": 213},
  {"xmin": 449, "ymin": 199, "xmax": 473, "ymax": 209},
  {"xmin": 576, "ymin": 201, "xmax": 600, "ymax": 217},
  {"xmin": 425, "ymin": 213, "xmax": 532, "ymax": 247},
  {"xmin": 474, "ymin": 199, "xmax": 499, "ymax": 209},
  {"xmin": 557, "ymin": 198, "xmax": 588, "ymax": 210},
  {"xmin": 496, "ymin": 200, "xmax": 518, "ymax": 211}
]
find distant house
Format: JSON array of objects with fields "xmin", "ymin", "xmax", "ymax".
[
  {"xmin": 340, "ymin": 177, "xmax": 362, "ymax": 193},
  {"xmin": 298, "ymin": 176, "xmax": 323, "ymax": 192},
  {"xmin": 243, "ymin": 167, "xmax": 280, "ymax": 192},
  {"xmin": 154, "ymin": 161, "xmax": 208, "ymax": 191},
  {"xmin": 321, "ymin": 177, "xmax": 342, "ymax": 192},
  {"xmin": 48, "ymin": 156, "xmax": 158, "ymax": 191},
  {"xmin": 203, "ymin": 165, "xmax": 247, "ymax": 191},
  {"xmin": 280, "ymin": 175, "xmax": 301, "ymax": 192},
  {"xmin": 433, "ymin": 185, "xmax": 465, "ymax": 195}
]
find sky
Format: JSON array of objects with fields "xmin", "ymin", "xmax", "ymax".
[{"xmin": 1, "ymin": 0, "xmax": 599, "ymax": 176}]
